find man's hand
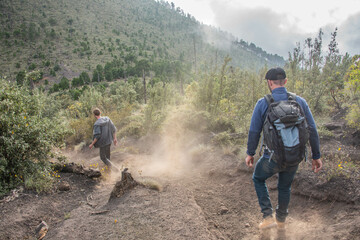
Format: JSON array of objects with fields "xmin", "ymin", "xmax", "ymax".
[
  {"xmin": 114, "ymin": 138, "xmax": 118, "ymax": 146},
  {"xmin": 89, "ymin": 143, "xmax": 94, "ymax": 149},
  {"xmin": 245, "ymin": 155, "xmax": 254, "ymax": 168},
  {"xmin": 312, "ymin": 159, "xmax": 323, "ymax": 173}
]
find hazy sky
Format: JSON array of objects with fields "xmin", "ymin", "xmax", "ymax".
[{"xmin": 170, "ymin": 0, "xmax": 360, "ymax": 58}]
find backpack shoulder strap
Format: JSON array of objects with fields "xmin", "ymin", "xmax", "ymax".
[
  {"xmin": 264, "ymin": 94, "xmax": 274, "ymax": 105},
  {"xmin": 287, "ymin": 92, "xmax": 297, "ymax": 101}
]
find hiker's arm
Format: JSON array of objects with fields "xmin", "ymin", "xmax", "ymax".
[
  {"xmin": 299, "ymin": 98, "xmax": 321, "ymax": 159},
  {"xmin": 312, "ymin": 159, "xmax": 323, "ymax": 173},
  {"xmin": 245, "ymin": 155, "xmax": 254, "ymax": 168},
  {"xmin": 89, "ymin": 138, "xmax": 98, "ymax": 149},
  {"xmin": 113, "ymin": 132, "xmax": 117, "ymax": 146},
  {"xmin": 246, "ymin": 99, "xmax": 267, "ymax": 157},
  {"xmin": 110, "ymin": 119, "xmax": 117, "ymax": 146}
]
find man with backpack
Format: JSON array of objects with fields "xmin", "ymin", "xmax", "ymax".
[{"xmin": 245, "ymin": 67, "xmax": 322, "ymax": 230}]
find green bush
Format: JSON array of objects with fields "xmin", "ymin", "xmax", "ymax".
[
  {"xmin": 54, "ymin": 64, "xmax": 61, "ymax": 71},
  {"xmin": 28, "ymin": 63, "xmax": 37, "ymax": 70},
  {"xmin": 0, "ymin": 79, "xmax": 69, "ymax": 195},
  {"xmin": 211, "ymin": 131, "xmax": 233, "ymax": 147},
  {"xmin": 48, "ymin": 18, "xmax": 57, "ymax": 26},
  {"xmin": 182, "ymin": 110, "xmax": 210, "ymax": 133},
  {"xmin": 59, "ymin": 77, "xmax": 70, "ymax": 90},
  {"xmin": 118, "ymin": 115, "xmax": 145, "ymax": 139},
  {"xmin": 210, "ymin": 116, "xmax": 235, "ymax": 133},
  {"xmin": 16, "ymin": 71, "xmax": 26, "ymax": 85},
  {"xmin": 344, "ymin": 56, "xmax": 360, "ymax": 130},
  {"xmin": 67, "ymin": 116, "xmax": 94, "ymax": 145}
]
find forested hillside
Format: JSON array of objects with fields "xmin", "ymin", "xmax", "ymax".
[{"xmin": 0, "ymin": 0, "xmax": 284, "ymax": 84}]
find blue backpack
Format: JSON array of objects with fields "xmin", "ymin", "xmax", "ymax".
[{"xmin": 260, "ymin": 93, "xmax": 309, "ymax": 167}]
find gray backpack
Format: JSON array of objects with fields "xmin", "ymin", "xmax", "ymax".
[{"xmin": 260, "ymin": 93, "xmax": 309, "ymax": 167}]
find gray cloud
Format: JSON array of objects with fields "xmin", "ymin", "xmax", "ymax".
[
  {"xmin": 338, "ymin": 13, "xmax": 360, "ymax": 56},
  {"xmin": 209, "ymin": 2, "xmax": 304, "ymax": 57},
  {"xmin": 208, "ymin": 1, "xmax": 360, "ymax": 58}
]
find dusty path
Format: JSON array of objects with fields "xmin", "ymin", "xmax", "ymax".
[
  {"xmin": 1, "ymin": 107, "xmax": 359, "ymax": 239},
  {"xmin": 1, "ymin": 142, "xmax": 359, "ymax": 239},
  {"xmin": 51, "ymin": 146, "xmax": 360, "ymax": 240}
]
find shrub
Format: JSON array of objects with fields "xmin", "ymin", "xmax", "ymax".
[
  {"xmin": 48, "ymin": 17, "xmax": 57, "ymax": 26},
  {"xmin": 211, "ymin": 131, "xmax": 233, "ymax": 148},
  {"xmin": 16, "ymin": 71, "xmax": 26, "ymax": 85},
  {"xmin": 0, "ymin": 79, "xmax": 70, "ymax": 195},
  {"xmin": 54, "ymin": 64, "xmax": 61, "ymax": 71},
  {"xmin": 182, "ymin": 110, "xmax": 210, "ymax": 133},
  {"xmin": 210, "ymin": 116, "xmax": 235, "ymax": 133},
  {"xmin": 118, "ymin": 115, "xmax": 145, "ymax": 139},
  {"xmin": 344, "ymin": 56, "xmax": 360, "ymax": 130},
  {"xmin": 28, "ymin": 63, "xmax": 37, "ymax": 70},
  {"xmin": 59, "ymin": 77, "xmax": 70, "ymax": 90},
  {"xmin": 66, "ymin": 116, "xmax": 94, "ymax": 145}
]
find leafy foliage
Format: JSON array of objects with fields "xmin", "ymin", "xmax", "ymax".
[
  {"xmin": 0, "ymin": 78, "xmax": 70, "ymax": 194},
  {"xmin": 344, "ymin": 56, "xmax": 360, "ymax": 129},
  {"xmin": 286, "ymin": 29, "xmax": 353, "ymax": 113}
]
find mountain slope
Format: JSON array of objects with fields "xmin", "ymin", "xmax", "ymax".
[{"xmin": 0, "ymin": 0, "xmax": 284, "ymax": 81}]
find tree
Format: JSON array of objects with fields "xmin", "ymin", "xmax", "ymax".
[
  {"xmin": 323, "ymin": 28, "xmax": 343, "ymax": 110},
  {"xmin": 28, "ymin": 22, "xmax": 38, "ymax": 41},
  {"xmin": 92, "ymin": 65, "xmax": 104, "ymax": 82},
  {"xmin": 16, "ymin": 71, "xmax": 26, "ymax": 85},
  {"xmin": 104, "ymin": 62, "xmax": 113, "ymax": 81},
  {"xmin": 59, "ymin": 77, "xmax": 70, "ymax": 90},
  {"xmin": 92, "ymin": 70, "xmax": 100, "ymax": 82},
  {"xmin": 79, "ymin": 71, "xmax": 90, "ymax": 84}
]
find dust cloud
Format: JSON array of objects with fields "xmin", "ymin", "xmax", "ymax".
[{"xmin": 127, "ymin": 106, "xmax": 211, "ymax": 181}]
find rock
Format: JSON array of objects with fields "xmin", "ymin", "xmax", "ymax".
[
  {"xmin": 219, "ymin": 206, "xmax": 229, "ymax": 215},
  {"xmin": 245, "ymin": 223, "xmax": 250, "ymax": 228},
  {"xmin": 58, "ymin": 181, "xmax": 70, "ymax": 191},
  {"xmin": 35, "ymin": 221, "xmax": 48, "ymax": 240},
  {"xmin": 324, "ymin": 122, "xmax": 343, "ymax": 131},
  {"xmin": 84, "ymin": 168, "xmax": 102, "ymax": 178}
]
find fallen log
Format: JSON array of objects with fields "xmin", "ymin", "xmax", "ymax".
[{"xmin": 52, "ymin": 162, "xmax": 102, "ymax": 178}]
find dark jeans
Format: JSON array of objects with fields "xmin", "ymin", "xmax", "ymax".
[
  {"xmin": 99, "ymin": 144, "xmax": 111, "ymax": 166},
  {"xmin": 252, "ymin": 156, "xmax": 298, "ymax": 222}
]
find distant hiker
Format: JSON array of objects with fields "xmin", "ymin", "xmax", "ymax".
[
  {"xmin": 89, "ymin": 108, "xmax": 118, "ymax": 169},
  {"xmin": 245, "ymin": 67, "xmax": 323, "ymax": 230}
]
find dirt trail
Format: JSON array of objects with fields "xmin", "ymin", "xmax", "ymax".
[
  {"xmin": 43, "ymin": 147, "xmax": 359, "ymax": 240},
  {"xmin": 1, "ymin": 107, "xmax": 360, "ymax": 239}
]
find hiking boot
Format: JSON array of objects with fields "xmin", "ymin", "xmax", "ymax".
[
  {"xmin": 276, "ymin": 219, "xmax": 286, "ymax": 230},
  {"xmin": 259, "ymin": 216, "xmax": 277, "ymax": 229}
]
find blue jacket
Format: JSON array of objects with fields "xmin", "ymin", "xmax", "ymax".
[{"xmin": 246, "ymin": 87, "xmax": 321, "ymax": 160}]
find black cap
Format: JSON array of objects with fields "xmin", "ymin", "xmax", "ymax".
[{"xmin": 265, "ymin": 67, "xmax": 286, "ymax": 80}]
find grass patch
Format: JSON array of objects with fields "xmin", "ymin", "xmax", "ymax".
[{"xmin": 139, "ymin": 178, "xmax": 163, "ymax": 192}]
